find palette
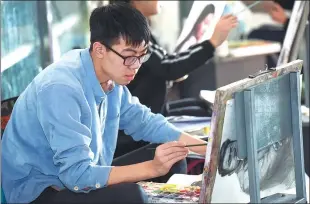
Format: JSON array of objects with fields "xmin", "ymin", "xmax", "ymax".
[{"xmin": 138, "ymin": 182, "xmax": 200, "ymax": 203}]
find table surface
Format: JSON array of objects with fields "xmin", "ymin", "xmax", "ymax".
[{"xmin": 215, "ymin": 42, "xmax": 281, "ymax": 62}]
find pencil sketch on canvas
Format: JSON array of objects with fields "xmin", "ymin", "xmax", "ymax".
[{"xmin": 199, "ymin": 60, "xmax": 304, "ymax": 203}]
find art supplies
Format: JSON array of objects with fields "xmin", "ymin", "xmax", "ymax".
[
  {"xmin": 168, "ymin": 116, "xmax": 211, "ymax": 135},
  {"xmin": 138, "ymin": 182, "xmax": 200, "ymax": 203}
]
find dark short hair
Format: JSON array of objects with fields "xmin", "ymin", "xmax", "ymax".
[
  {"xmin": 89, "ymin": 3, "xmax": 150, "ymax": 50},
  {"xmin": 109, "ymin": 0, "xmax": 131, "ymax": 4}
]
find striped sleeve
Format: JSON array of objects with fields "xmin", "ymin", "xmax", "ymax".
[{"xmin": 145, "ymin": 40, "xmax": 215, "ymax": 80}]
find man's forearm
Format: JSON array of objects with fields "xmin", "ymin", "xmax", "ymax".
[
  {"xmin": 178, "ymin": 132, "xmax": 207, "ymax": 155},
  {"xmin": 107, "ymin": 160, "xmax": 156, "ymax": 186}
]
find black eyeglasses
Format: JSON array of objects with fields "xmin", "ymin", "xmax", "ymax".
[{"xmin": 100, "ymin": 42, "xmax": 152, "ymax": 66}]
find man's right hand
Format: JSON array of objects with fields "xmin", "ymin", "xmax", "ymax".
[
  {"xmin": 150, "ymin": 141, "xmax": 189, "ymax": 177},
  {"xmin": 210, "ymin": 14, "xmax": 238, "ymax": 48}
]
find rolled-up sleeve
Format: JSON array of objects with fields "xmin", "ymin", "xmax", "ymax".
[
  {"xmin": 119, "ymin": 86, "xmax": 182, "ymax": 143},
  {"xmin": 37, "ymin": 84, "xmax": 111, "ymax": 193}
]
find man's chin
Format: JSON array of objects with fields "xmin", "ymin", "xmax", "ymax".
[{"xmin": 116, "ymin": 80, "xmax": 132, "ymax": 86}]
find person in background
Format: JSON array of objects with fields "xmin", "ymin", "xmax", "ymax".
[
  {"xmin": 248, "ymin": 0, "xmax": 295, "ymax": 44},
  {"xmin": 110, "ymin": 0, "xmax": 237, "ymax": 115},
  {"xmin": 1, "ymin": 3, "xmax": 208, "ymax": 203},
  {"xmin": 109, "ymin": 0, "xmax": 238, "ymax": 157},
  {"xmin": 248, "ymin": 0, "xmax": 309, "ymax": 67}
]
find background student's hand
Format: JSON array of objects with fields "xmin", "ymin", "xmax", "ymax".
[
  {"xmin": 150, "ymin": 141, "xmax": 189, "ymax": 177},
  {"xmin": 209, "ymin": 14, "xmax": 238, "ymax": 48},
  {"xmin": 263, "ymin": 1, "xmax": 287, "ymax": 25}
]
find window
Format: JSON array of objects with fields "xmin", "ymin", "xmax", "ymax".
[
  {"xmin": 1, "ymin": 1, "xmax": 45, "ymax": 100},
  {"xmin": 46, "ymin": 1, "xmax": 89, "ymax": 61}
]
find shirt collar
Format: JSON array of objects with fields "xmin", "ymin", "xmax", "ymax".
[{"xmin": 80, "ymin": 48, "xmax": 105, "ymax": 101}]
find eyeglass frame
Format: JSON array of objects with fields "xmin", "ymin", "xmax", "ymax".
[{"xmin": 100, "ymin": 41, "xmax": 152, "ymax": 66}]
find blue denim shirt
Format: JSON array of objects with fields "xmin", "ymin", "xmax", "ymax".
[{"xmin": 1, "ymin": 48, "xmax": 182, "ymax": 203}]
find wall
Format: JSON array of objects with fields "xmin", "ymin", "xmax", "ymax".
[
  {"xmin": 149, "ymin": 1, "xmax": 180, "ymax": 53},
  {"xmin": 1, "ymin": 1, "xmax": 43, "ymax": 100},
  {"xmin": 1, "ymin": 1, "xmax": 91, "ymax": 101}
]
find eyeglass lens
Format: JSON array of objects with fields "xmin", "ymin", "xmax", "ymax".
[{"xmin": 124, "ymin": 53, "xmax": 151, "ymax": 66}]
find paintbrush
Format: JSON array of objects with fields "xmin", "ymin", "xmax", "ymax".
[
  {"xmin": 147, "ymin": 143, "xmax": 208, "ymax": 150},
  {"xmin": 233, "ymin": 1, "xmax": 261, "ymax": 17}
]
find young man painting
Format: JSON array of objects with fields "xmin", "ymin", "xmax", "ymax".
[{"xmin": 1, "ymin": 3, "xmax": 208, "ymax": 203}]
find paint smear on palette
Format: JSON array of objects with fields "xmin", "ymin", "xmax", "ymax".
[{"xmin": 138, "ymin": 182, "xmax": 200, "ymax": 203}]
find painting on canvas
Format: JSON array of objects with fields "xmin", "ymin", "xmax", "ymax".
[
  {"xmin": 174, "ymin": 1, "xmax": 226, "ymax": 52},
  {"xmin": 199, "ymin": 60, "xmax": 304, "ymax": 203}
]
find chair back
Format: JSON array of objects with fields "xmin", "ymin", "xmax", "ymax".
[
  {"xmin": 1, "ymin": 96, "xmax": 18, "ymax": 137},
  {"xmin": 1, "ymin": 96, "xmax": 18, "ymax": 203}
]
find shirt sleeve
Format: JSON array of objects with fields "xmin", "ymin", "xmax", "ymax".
[
  {"xmin": 145, "ymin": 40, "xmax": 215, "ymax": 81},
  {"xmin": 37, "ymin": 84, "xmax": 112, "ymax": 193},
  {"xmin": 119, "ymin": 86, "xmax": 182, "ymax": 143}
]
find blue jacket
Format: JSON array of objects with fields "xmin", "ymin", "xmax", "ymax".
[{"xmin": 1, "ymin": 48, "xmax": 182, "ymax": 203}]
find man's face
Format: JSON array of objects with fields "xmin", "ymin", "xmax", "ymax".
[{"xmin": 101, "ymin": 38, "xmax": 149, "ymax": 85}]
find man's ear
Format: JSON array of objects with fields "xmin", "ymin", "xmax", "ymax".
[{"xmin": 93, "ymin": 42, "xmax": 105, "ymax": 59}]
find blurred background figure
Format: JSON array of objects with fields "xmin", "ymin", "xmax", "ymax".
[
  {"xmin": 248, "ymin": 0, "xmax": 295, "ymax": 44},
  {"xmin": 109, "ymin": 0, "xmax": 237, "ymax": 157},
  {"xmin": 247, "ymin": 0, "xmax": 294, "ymax": 67}
]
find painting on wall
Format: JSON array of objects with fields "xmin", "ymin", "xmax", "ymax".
[{"xmin": 174, "ymin": 1, "xmax": 226, "ymax": 52}]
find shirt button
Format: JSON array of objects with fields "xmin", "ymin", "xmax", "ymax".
[
  {"xmin": 74, "ymin": 186, "xmax": 79, "ymax": 191},
  {"xmin": 95, "ymin": 183, "xmax": 101, "ymax": 188}
]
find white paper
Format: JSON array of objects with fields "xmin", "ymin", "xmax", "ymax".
[
  {"xmin": 167, "ymin": 116, "xmax": 211, "ymax": 123},
  {"xmin": 200, "ymin": 90, "xmax": 216, "ymax": 104},
  {"xmin": 229, "ymin": 41, "xmax": 281, "ymax": 58},
  {"xmin": 170, "ymin": 120, "xmax": 211, "ymax": 132},
  {"xmin": 167, "ymin": 174, "xmax": 203, "ymax": 186}
]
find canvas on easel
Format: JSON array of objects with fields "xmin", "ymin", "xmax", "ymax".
[
  {"xmin": 200, "ymin": 59, "xmax": 306, "ymax": 203},
  {"xmin": 277, "ymin": 1, "xmax": 309, "ymax": 66},
  {"xmin": 138, "ymin": 60, "xmax": 306, "ymax": 203}
]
